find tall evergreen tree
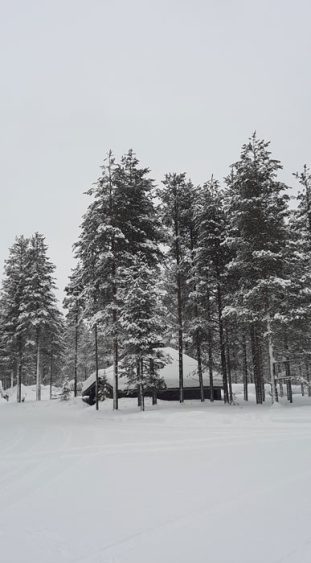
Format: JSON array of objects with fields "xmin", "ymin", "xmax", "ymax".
[
  {"xmin": 225, "ymin": 133, "xmax": 289, "ymax": 403},
  {"xmin": 158, "ymin": 173, "xmax": 190, "ymax": 403},
  {"xmin": 119, "ymin": 254, "xmax": 165, "ymax": 410},
  {"xmin": 0, "ymin": 236, "xmax": 30, "ymax": 402},
  {"xmin": 76, "ymin": 150, "xmax": 162, "ymax": 409},
  {"xmin": 195, "ymin": 177, "xmax": 230, "ymax": 403},
  {"xmin": 64, "ymin": 265, "xmax": 84, "ymax": 397},
  {"xmin": 22, "ymin": 233, "xmax": 61, "ymax": 401}
]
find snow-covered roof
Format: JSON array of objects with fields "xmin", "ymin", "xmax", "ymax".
[{"xmin": 82, "ymin": 347, "xmax": 222, "ymax": 393}]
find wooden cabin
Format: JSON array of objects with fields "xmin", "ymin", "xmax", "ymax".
[{"xmin": 82, "ymin": 347, "xmax": 223, "ymax": 405}]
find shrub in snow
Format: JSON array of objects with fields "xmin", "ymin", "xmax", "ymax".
[{"xmin": 60, "ymin": 379, "xmax": 71, "ymax": 401}]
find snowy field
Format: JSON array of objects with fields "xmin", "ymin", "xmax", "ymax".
[{"xmin": 1, "ymin": 392, "xmax": 311, "ymax": 563}]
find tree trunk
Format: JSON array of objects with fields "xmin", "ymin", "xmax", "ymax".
[
  {"xmin": 189, "ymin": 225, "xmax": 204, "ymax": 402},
  {"xmin": 305, "ymin": 359, "xmax": 311, "ymax": 397},
  {"xmin": 285, "ymin": 361, "xmax": 293, "ymax": 403},
  {"xmin": 207, "ymin": 290, "xmax": 214, "ymax": 402},
  {"xmin": 299, "ymin": 364, "xmax": 304, "ymax": 396},
  {"xmin": 257, "ymin": 334, "xmax": 265, "ymax": 402},
  {"xmin": 150, "ymin": 358, "xmax": 157, "ymax": 404},
  {"xmin": 216, "ymin": 280, "xmax": 229, "ymax": 403},
  {"xmin": 174, "ymin": 192, "xmax": 184, "ymax": 403},
  {"xmin": 137, "ymin": 358, "xmax": 144, "ymax": 411},
  {"xmin": 108, "ymin": 150, "xmax": 119, "ymax": 410},
  {"xmin": 177, "ymin": 271, "xmax": 184, "ymax": 403},
  {"xmin": 279, "ymin": 371, "xmax": 284, "ymax": 397},
  {"xmin": 49, "ymin": 350, "xmax": 53, "ymax": 400},
  {"xmin": 225, "ymin": 328, "xmax": 233, "ymax": 404},
  {"xmin": 94, "ymin": 323, "xmax": 99, "ymax": 411},
  {"xmin": 242, "ymin": 331, "xmax": 248, "ymax": 401},
  {"xmin": 74, "ymin": 311, "xmax": 78, "ymax": 398},
  {"xmin": 250, "ymin": 323, "xmax": 262, "ymax": 404},
  {"xmin": 113, "ymin": 334, "xmax": 118, "ymax": 410},
  {"xmin": 36, "ymin": 332, "xmax": 41, "ymax": 401},
  {"xmin": 267, "ymin": 312, "xmax": 277, "ymax": 403},
  {"xmin": 284, "ymin": 335, "xmax": 293, "ymax": 403},
  {"xmin": 17, "ymin": 342, "xmax": 22, "ymax": 403},
  {"xmin": 196, "ymin": 331, "xmax": 204, "ymax": 402},
  {"xmin": 112, "ymin": 272, "xmax": 118, "ymax": 410}
]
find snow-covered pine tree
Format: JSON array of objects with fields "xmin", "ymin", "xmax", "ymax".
[
  {"xmin": 274, "ymin": 165, "xmax": 311, "ymax": 397},
  {"xmin": 43, "ymin": 309, "xmax": 65, "ymax": 398},
  {"xmin": 119, "ymin": 254, "xmax": 165, "ymax": 411},
  {"xmin": 195, "ymin": 177, "xmax": 230, "ymax": 403},
  {"xmin": 76, "ymin": 150, "xmax": 121, "ymax": 409},
  {"xmin": 225, "ymin": 133, "xmax": 290, "ymax": 403},
  {"xmin": 0, "ymin": 236, "xmax": 30, "ymax": 402},
  {"xmin": 179, "ymin": 180, "xmax": 206, "ymax": 401},
  {"xmin": 76, "ymin": 150, "xmax": 162, "ymax": 410},
  {"xmin": 63, "ymin": 265, "xmax": 84, "ymax": 397},
  {"xmin": 22, "ymin": 233, "xmax": 61, "ymax": 401},
  {"xmin": 158, "ymin": 173, "xmax": 189, "ymax": 403}
]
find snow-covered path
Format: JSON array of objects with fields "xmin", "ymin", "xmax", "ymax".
[{"xmin": 1, "ymin": 397, "xmax": 311, "ymax": 563}]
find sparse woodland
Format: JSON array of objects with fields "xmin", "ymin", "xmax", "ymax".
[{"xmin": 1, "ymin": 133, "xmax": 311, "ymax": 406}]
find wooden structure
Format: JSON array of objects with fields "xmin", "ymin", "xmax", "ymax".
[{"xmin": 82, "ymin": 347, "xmax": 223, "ymax": 405}]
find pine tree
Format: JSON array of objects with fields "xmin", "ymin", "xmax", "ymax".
[
  {"xmin": 76, "ymin": 150, "xmax": 121, "ymax": 409},
  {"xmin": 76, "ymin": 150, "xmax": 162, "ymax": 409},
  {"xmin": 195, "ymin": 178, "xmax": 230, "ymax": 403},
  {"xmin": 180, "ymin": 181, "xmax": 206, "ymax": 401},
  {"xmin": 119, "ymin": 254, "xmax": 165, "ymax": 411},
  {"xmin": 158, "ymin": 173, "xmax": 189, "ymax": 403},
  {"xmin": 225, "ymin": 133, "xmax": 290, "ymax": 403},
  {"xmin": 22, "ymin": 233, "xmax": 61, "ymax": 401},
  {"xmin": 0, "ymin": 236, "xmax": 30, "ymax": 402},
  {"xmin": 64, "ymin": 265, "xmax": 84, "ymax": 397}
]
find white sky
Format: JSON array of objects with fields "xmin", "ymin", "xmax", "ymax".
[{"xmin": 1, "ymin": 0, "xmax": 311, "ymax": 302}]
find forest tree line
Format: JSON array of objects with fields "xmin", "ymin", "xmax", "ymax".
[{"xmin": 1, "ymin": 133, "xmax": 311, "ymax": 407}]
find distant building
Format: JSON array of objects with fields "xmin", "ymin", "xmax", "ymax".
[{"xmin": 82, "ymin": 347, "xmax": 222, "ymax": 404}]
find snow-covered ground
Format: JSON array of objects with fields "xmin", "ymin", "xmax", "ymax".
[
  {"xmin": 1, "ymin": 392, "xmax": 311, "ymax": 563},
  {"xmin": 0, "ymin": 383, "xmax": 60, "ymax": 404}
]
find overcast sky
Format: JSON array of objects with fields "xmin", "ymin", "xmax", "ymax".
[{"xmin": 1, "ymin": 0, "xmax": 311, "ymax": 302}]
